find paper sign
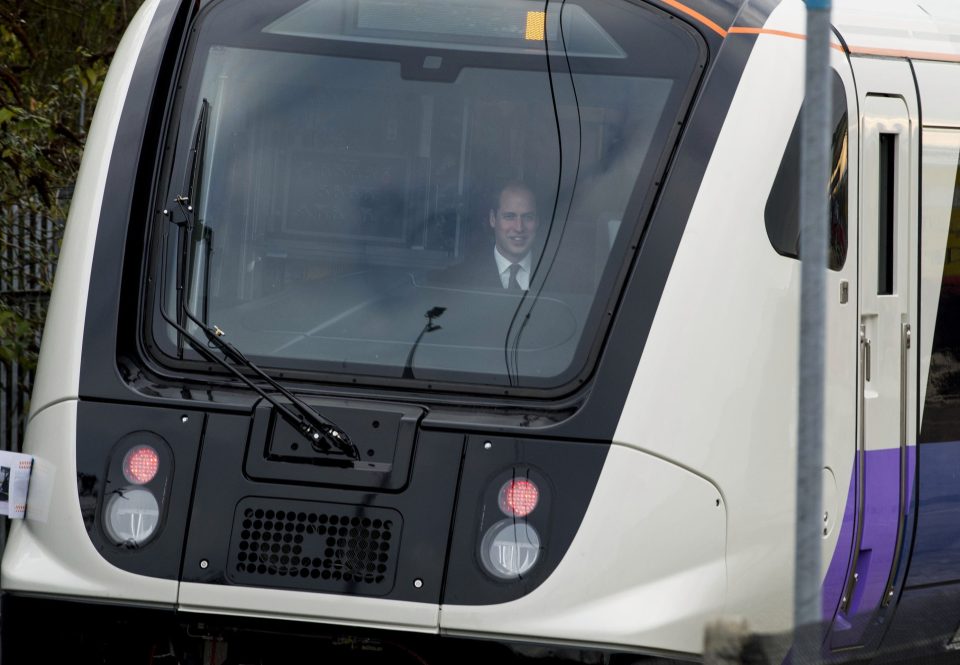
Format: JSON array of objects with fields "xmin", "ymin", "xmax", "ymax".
[{"xmin": 0, "ymin": 451, "xmax": 34, "ymax": 519}]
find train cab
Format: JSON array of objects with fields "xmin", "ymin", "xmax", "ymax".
[{"xmin": 3, "ymin": 0, "xmax": 960, "ymax": 663}]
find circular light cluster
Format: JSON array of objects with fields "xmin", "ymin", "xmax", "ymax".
[
  {"xmin": 122, "ymin": 445, "xmax": 159, "ymax": 485},
  {"xmin": 103, "ymin": 489, "xmax": 160, "ymax": 546},
  {"xmin": 479, "ymin": 519, "xmax": 541, "ymax": 579},
  {"xmin": 498, "ymin": 479, "xmax": 539, "ymax": 517}
]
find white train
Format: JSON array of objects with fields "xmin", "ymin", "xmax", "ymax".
[{"xmin": 3, "ymin": 0, "xmax": 960, "ymax": 661}]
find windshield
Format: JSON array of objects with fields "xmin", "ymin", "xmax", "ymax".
[{"xmin": 153, "ymin": 0, "xmax": 702, "ymax": 390}]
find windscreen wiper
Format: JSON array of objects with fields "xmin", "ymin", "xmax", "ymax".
[{"xmin": 159, "ymin": 99, "xmax": 359, "ymax": 463}]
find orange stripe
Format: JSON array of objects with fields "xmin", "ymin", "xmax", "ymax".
[
  {"xmin": 847, "ymin": 44, "xmax": 960, "ymax": 64},
  {"xmin": 728, "ymin": 26, "xmax": 845, "ymax": 52},
  {"xmin": 728, "ymin": 27, "xmax": 960, "ymax": 62},
  {"xmin": 656, "ymin": 2, "xmax": 960, "ymax": 64},
  {"xmin": 658, "ymin": 0, "xmax": 727, "ymax": 37},
  {"xmin": 729, "ymin": 26, "xmax": 805, "ymax": 40}
]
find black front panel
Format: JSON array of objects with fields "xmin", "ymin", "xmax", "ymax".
[
  {"xmin": 442, "ymin": 435, "xmax": 608, "ymax": 605},
  {"xmin": 76, "ymin": 400, "xmax": 204, "ymax": 579},
  {"xmin": 181, "ymin": 414, "xmax": 463, "ymax": 603},
  {"xmin": 227, "ymin": 498, "xmax": 401, "ymax": 596},
  {"xmin": 73, "ymin": 398, "xmax": 610, "ymax": 605},
  {"xmin": 245, "ymin": 400, "xmax": 423, "ymax": 490}
]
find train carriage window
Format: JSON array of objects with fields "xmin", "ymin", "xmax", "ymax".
[
  {"xmin": 150, "ymin": 0, "xmax": 704, "ymax": 390},
  {"xmin": 764, "ymin": 72, "xmax": 849, "ymax": 271}
]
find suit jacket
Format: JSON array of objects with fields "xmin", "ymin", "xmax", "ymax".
[{"xmin": 439, "ymin": 252, "xmax": 507, "ymax": 291}]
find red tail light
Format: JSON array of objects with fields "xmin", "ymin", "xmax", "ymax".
[
  {"xmin": 122, "ymin": 445, "xmax": 160, "ymax": 485},
  {"xmin": 498, "ymin": 478, "xmax": 539, "ymax": 517}
]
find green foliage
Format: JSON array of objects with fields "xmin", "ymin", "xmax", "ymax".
[
  {"xmin": 0, "ymin": 303, "xmax": 36, "ymax": 368},
  {"xmin": 0, "ymin": 0, "xmax": 145, "ymax": 370},
  {"xmin": 0, "ymin": 0, "xmax": 139, "ymax": 211}
]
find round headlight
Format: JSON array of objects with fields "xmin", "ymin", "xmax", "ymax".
[
  {"xmin": 104, "ymin": 488, "xmax": 160, "ymax": 546},
  {"xmin": 479, "ymin": 519, "xmax": 541, "ymax": 579}
]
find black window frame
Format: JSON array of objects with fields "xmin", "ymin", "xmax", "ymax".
[
  {"xmin": 139, "ymin": 0, "xmax": 709, "ymax": 399},
  {"xmin": 764, "ymin": 70, "xmax": 849, "ymax": 272}
]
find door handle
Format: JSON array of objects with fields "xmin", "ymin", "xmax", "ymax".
[
  {"xmin": 842, "ymin": 325, "xmax": 870, "ymax": 613},
  {"xmin": 882, "ymin": 322, "xmax": 911, "ymax": 607},
  {"xmin": 864, "ymin": 335, "xmax": 871, "ymax": 382}
]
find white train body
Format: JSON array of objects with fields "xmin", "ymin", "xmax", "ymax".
[{"xmin": 3, "ymin": 0, "xmax": 960, "ymax": 662}]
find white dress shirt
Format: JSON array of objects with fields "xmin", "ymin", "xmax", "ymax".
[{"xmin": 494, "ymin": 247, "xmax": 532, "ymax": 290}]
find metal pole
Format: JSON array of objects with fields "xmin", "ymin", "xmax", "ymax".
[{"xmin": 795, "ymin": 0, "xmax": 832, "ymax": 663}]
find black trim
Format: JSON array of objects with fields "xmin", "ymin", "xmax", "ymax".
[
  {"xmin": 831, "ymin": 24, "xmax": 850, "ymax": 55},
  {"xmin": 1, "ymin": 594, "xmax": 180, "ymax": 663},
  {"xmin": 0, "ymin": 592, "xmax": 696, "ymax": 663},
  {"xmin": 79, "ymin": 0, "xmax": 781, "ymax": 442},
  {"xmin": 80, "ymin": 0, "xmax": 196, "ymax": 402},
  {"xmin": 898, "ymin": 57, "xmax": 922, "ymax": 611}
]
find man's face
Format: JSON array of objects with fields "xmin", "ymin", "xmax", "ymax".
[{"xmin": 490, "ymin": 188, "xmax": 538, "ymax": 262}]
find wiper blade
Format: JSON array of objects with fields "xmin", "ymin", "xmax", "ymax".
[
  {"xmin": 164, "ymin": 303, "xmax": 359, "ymax": 461},
  {"xmin": 159, "ymin": 99, "xmax": 359, "ymax": 463},
  {"xmin": 187, "ymin": 315, "xmax": 359, "ymax": 461}
]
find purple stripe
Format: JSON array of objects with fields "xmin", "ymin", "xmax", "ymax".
[
  {"xmin": 823, "ymin": 446, "xmax": 915, "ymax": 649},
  {"xmin": 822, "ymin": 466, "xmax": 856, "ymax": 623}
]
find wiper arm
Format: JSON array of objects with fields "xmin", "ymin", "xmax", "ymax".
[
  {"xmin": 159, "ymin": 100, "xmax": 359, "ymax": 463},
  {"xmin": 162, "ymin": 222, "xmax": 359, "ymax": 464},
  {"xmin": 160, "ymin": 297, "xmax": 359, "ymax": 460},
  {"xmin": 182, "ymin": 308, "xmax": 359, "ymax": 461}
]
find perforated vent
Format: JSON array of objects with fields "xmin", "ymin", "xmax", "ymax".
[{"xmin": 227, "ymin": 498, "xmax": 401, "ymax": 596}]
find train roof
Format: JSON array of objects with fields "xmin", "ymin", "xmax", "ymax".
[
  {"xmin": 680, "ymin": 0, "xmax": 960, "ymax": 62},
  {"xmin": 831, "ymin": 0, "xmax": 960, "ymax": 61}
]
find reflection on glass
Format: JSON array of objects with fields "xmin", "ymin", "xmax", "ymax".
[
  {"xmin": 264, "ymin": 0, "xmax": 625, "ymax": 58},
  {"xmin": 161, "ymin": 0, "xmax": 700, "ymax": 388}
]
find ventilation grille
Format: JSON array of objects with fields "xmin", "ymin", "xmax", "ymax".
[{"xmin": 227, "ymin": 498, "xmax": 401, "ymax": 596}]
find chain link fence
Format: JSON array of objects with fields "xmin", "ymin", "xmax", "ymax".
[{"xmin": 0, "ymin": 205, "xmax": 63, "ymax": 454}]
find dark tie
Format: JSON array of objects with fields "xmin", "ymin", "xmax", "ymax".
[{"xmin": 507, "ymin": 263, "xmax": 522, "ymax": 292}]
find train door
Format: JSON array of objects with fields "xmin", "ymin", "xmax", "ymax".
[{"xmin": 829, "ymin": 58, "xmax": 919, "ymax": 651}]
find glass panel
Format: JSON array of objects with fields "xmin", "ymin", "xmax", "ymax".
[
  {"xmin": 155, "ymin": 0, "xmax": 701, "ymax": 389},
  {"xmin": 919, "ymin": 129, "xmax": 960, "ymax": 444},
  {"xmin": 878, "ymin": 134, "xmax": 896, "ymax": 295},
  {"xmin": 764, "ymin": 72, "xmax": 849, "ymax": 271}
]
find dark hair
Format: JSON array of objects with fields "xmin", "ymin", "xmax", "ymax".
[{"xmin": 491, "ymin": 180, "xmax": 536, "ymax": 213}]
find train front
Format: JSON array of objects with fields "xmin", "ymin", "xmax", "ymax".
[{"xmin": 0, "ymin": 0, "xmax": 735, "ymax": 661}]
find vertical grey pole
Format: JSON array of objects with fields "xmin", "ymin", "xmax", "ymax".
[{"xmin": 796, "ymin": 1, "xmax": 832, "ymax": 663}]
